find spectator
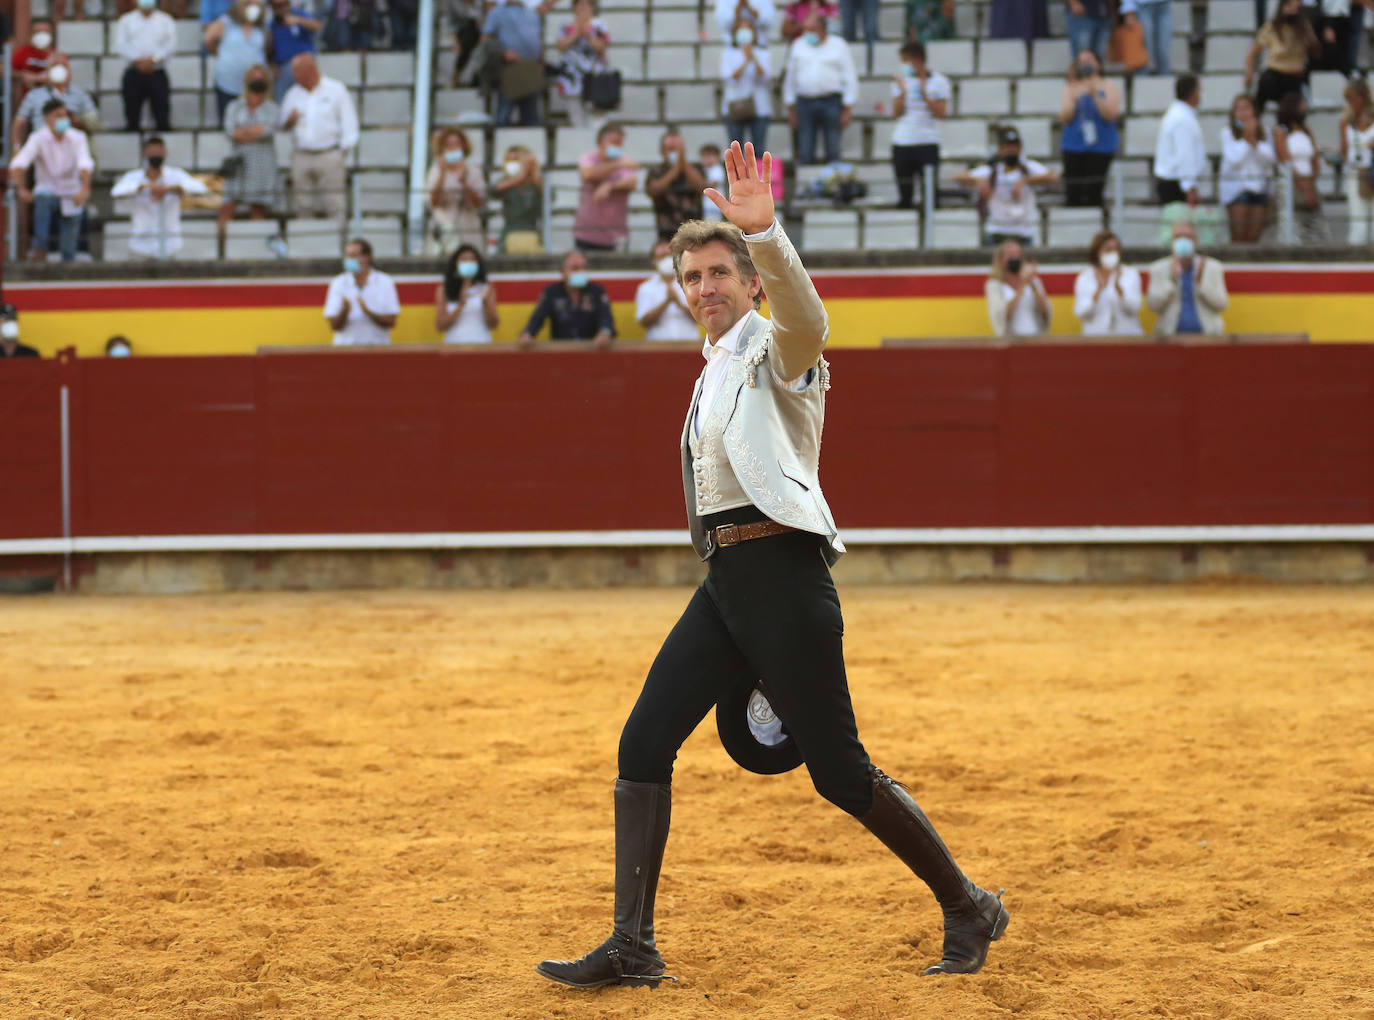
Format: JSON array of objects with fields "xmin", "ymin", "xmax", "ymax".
[
  {"xmin": 890, "ymin": 40, "xmax": 950, "ymax": 209},
  {"xmin": 493, "ymin": 144, "xmax": 544, "ymax": 253},
  {"xmin": 425, "ymin": 127, "xmax": 485, "ymax": 256},
  {"xmin": 1246, "ymin": 0, "xmax": 1319, "ymax": 116},
  {"xmin": 1218, "ymin": 94, "xmax": 1274, "ymax": 244},
  {"xmin": 1152, "ymin": 73, "xmax": 1205, "ymax": 205},
  {"xmin": 0, "ymin": 307, "xmax": 40, "ymax": 359},
  {"xmin": 721, "ymin": 17, "xmax": 773, "ymax": 152},
  {"xmin": 115, "ymin": 0, "xmax": 176, "ymax": 132},
  {"xmin": 105, "ymin": 335, "xmax": 134, "ymax": 356},
  {"xmin": 636, "ymin": 239, "xmax": 698, "ymax": 341},
  {"xmin": 781, "ymin": 0, "xmax": 837, "ymax": 42},
  {"xmin": 8, "ymin": 99, "xmax": 93, "ymax": 263},
  {"xmin": 1073, "ymin": 230, "xmax": 1143, "ymax": 335},
  {"xmin": 325, "ymin": 238, "xmax": 400, "ymax": 345},
  {"xmin": 110, "ymin": 135, "xmax": 209, "ymax": 258},
  {"xmin": 218, "ymin": 65, "xmax": 280, "ymax": 239},
  {"xmin": 11, "ymin": 18, "xmax": 55, "ymax": 94},
  {"xmin": 481, "ymin": 0, "xmax": 545, "ymax": 127},
  {"xmin": 1058, "ymin": 48, "xmax": 1121, "ymax": 208},
  {"xmin": 985, "ymin": 240, "xmax": 1051, "ymax": 337},
  {"xmin": 435, "ymin": 244, "xmax": 499, "ymax": 343},
  {"xmin": 839, "ymin": 0, "xmax": 878, "ymax": 53},
  {"xmin": 715, "ymin": 0, "xmax": 777, "ymax": 42},
  {"xmin": 573, "ymin": 122, "xmax": 639, "ymax": 252},
  {"xmin": 281, "ymin": 53, "xmax": 359, "ymax": 221},
  {"xmin": 1273, "ymin": 92, "xmax": 1326, "ymax": 242},
  {"xmin": 324, "ymin": 0, "xmax": 380, "ymax": 50},
  {"xmin": 206, "ymin": 0, "xmax": 270, "ymax": 127},
  {"xmin": 782, "ymin": 11, "xmax": 859, "ymax": 166},
  {"xmin": 700, "ymin": 143, "xmax": 726, "ymax": 220},
  {"xmin": 904, "ymin": 0, "xmax": 955, "ymax": 42},
  {"xmin": 1146, "ymin": 219, "xmax": 1228, "ymax": 335},
  {"xmin": 956, "ymin": 127, "xmax": 1057, "ymax": 245},
  {"xmin": 1340, "ymin": 77, "xmax": 1374, "ymax": 244},
  {"xmin": 517, "ymin": 251, "xmax": 615, "ymax": 347},
  {"xmin": 1121, "ymin": 0, "xmax": 1173, "ymax": 76},
  {"xmin": 1309, "ymin": 0, "xmax": 1374, "ymax": 75},
  {"xmin": 553, "ymin": 0, "xmax": 611, "ymax": 127},
  {"xmin": 1349, "ymin": 0, "xmax": 1368, "ymax": 73},
  {"xmin": 390, "ymin": 0, "xmax": 419, "ymax": 51},
  {"xmin": 201, "ymin": 0, "xmax": 235, "ymax": 41},
  {"xmin": 647, "ymin": 129, "xmax": 707, "ymax": 242},
  {"xmin": 988, "ymin": 0, "xmax": 1048, "ymax": 42},
  {"xmin": 268, "ymin": 0, "xmax": 322, "ymax": 102},
  {"xmin": 1065, "ymin": 0, "xmax": 1111, "ymax": 61},
  {"xmin": 13, "ymin": 60, "xmax": 100, "ymax": 148},
  {"xmin": 446, "ymin": 0, "xmax": 484, "ymax": 87}
]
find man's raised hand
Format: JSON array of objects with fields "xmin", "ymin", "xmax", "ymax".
[{"xmin": 703, "ymin": 140, "xmax": 775, "ymax": 236}]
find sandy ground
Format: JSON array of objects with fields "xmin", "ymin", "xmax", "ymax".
[{"xmin": 2, "ymin": 584, "xmax": 1374, "ymax": 1020}]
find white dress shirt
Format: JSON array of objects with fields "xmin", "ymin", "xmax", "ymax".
[
  {"xmin": 324, "ymin": 268, "xmax": 400, "ymax": 345},
  {"xmin": 782, "ymin": 34, "xmax": 858, "ymax": 107},
  {"xmin": 115, "ymin": 9, "xmax": 177, "ymax": 65},
  {"xmin": 1153, "ymin": 99, "xmax": 1208, "ymax": 192},
  {"xmin": 1073, "ymin": 266, "xmax": 1144, "ymax": 336},
  {"xmin": 636, "ymin": 273, "xmax": 698, "ymax": 341},
  {"xmin": 110, "ymin": 165, "xmax": 209, "ymax": 257},
  {"xmin": 280, "ymin": 75, "xmax": 360, "ymax": 152}
]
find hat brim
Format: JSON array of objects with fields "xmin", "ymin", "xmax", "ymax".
[{"xmin": 715, "ymin": 684, "xmax": 804, "ymax": 776}]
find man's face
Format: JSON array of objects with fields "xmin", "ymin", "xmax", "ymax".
[
  {"xmin": 144, "ymin": 144, "xmax": 166, "ymax": 166},
  {"xmin": 679, "ymin": 240, "xmax": 759, "ymax": 339},
  {"xmin": 652, "ymin": 242, "xmax": 673, "ymax": 273},
  {"xmin": 661, "ymin": 134, "xmax": 682, "ymax": 159},
  {"xmin": 44, "ymin": 106, "xmax": 68, "ymax": 131},
  {"xmin": 1000, "ymin": 143, "xmax": 1021, "ymax": 164},
  {"xmin": 562, "ymin": 252, "xmax": 587, "ymax": 282},
  {"xmin": 345, "ymin": 242, "xmax": 369, "ymax": 269},
  {"xmin": 31, "ymin": 21, "xmax": 53, "ymax": 45},
  {"xmin": 600, "ymin": 131, "xmax": 623, "ymax": 154},
  {"xmin": 803, "ymin": 12, "xmax": 824, "ymax": 37},
  {"xmin": 1172, "ymin": 223, "xmax": 1196, "ymax": 245},
  {"xmin": 293, "ymin": 56, "xmax": 319, "ymax": 89}
]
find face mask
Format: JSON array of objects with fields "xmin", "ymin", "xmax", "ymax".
[
  {"xmin": 457, "ymin": 260, "xmax": 479, "ymax": 279},
  {"xmin": 0, "ymin": 321, "xmax": 19, "ymax": 340},
  {"xmin": 48, "ymin": 64, "xmax": 70, "ymax": 85},
  {"xmin": 604, "ymin": 145, "xmax": 622, "ymax": 160},
  {"xmin": 108, "ymin": 344, "xmax": 131, "ymax": 358},
  {"xmin": 504, "ymin": 159, "xmax": 523, "ymax": 177},
  {"xmin": 343, "ymin": 256, "xmax": 362, "ymax": 274},
  {"xmin": 1005, "ymin": 257, "xmax": 1023, "ymax": 276},
  {"xmin": 1099, "ymin": 250, "xmax": 1120, "ymax": 270},
  {"xmin": 734, "ymin": 27, "xmax": 754, "ymax": 46},
  {"xmin": 53, "ymin": 117, "xmax": 70, "ymax": 135},
  {"xmin": 444, "ymin": 148, "xmax": 465, "ymax": 164},
  {"xmin": 147, "ymin": 154, "xmax": 164, "ymax": 169},
  {"xmin": 1077, "ymin": 62, "xmax": 1096, "ymax": 79},
  {"xmin": 656, "ymin": 255, "xmax": 675, "ymax": 277},
  {"xmin": 1002, "ymin": 153, "xmax": 1019, "ymax": 168},
  {"xmin": 567, "ymin": 271, "xmax": 589, "ymax": 289},
  {"xmin": 32, "ymin": 31, "xmax": 52, "ymax": 48},
  {"xmin": 247, "ymin": 78, "xmax": 268, "ymax": 93},
  {"xmin": 803, "ymin": 31, "xmax": 821, "ymax": 46},
  {"xmin": 138, "ymin": 0, "xmax": 157, "ymax": 10},
  {"xmin": 1172, "ymin": 237, "xmax": 1195, "ymax": 260},
  {"xmin": 245, "ymin": 3, "xmax": 262, "ymax": 19}
]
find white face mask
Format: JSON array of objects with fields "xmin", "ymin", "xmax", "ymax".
[
  {"xmin": 32, "ymin": 31, "xmax": 53, "ymax": 48},
  {"xmin": 1099, "ymin": 250, "xmax": 1120, "ymax": 270},
  {"xmin": 504, "ymin": 160, "xmax": 523, "ymax": 177},
  {"xmin": 48, "ymin": 64, "xmax": 70, "ymax": 85},
  {"xmin": 1, "ymin": 320, "xmax": 20, "ymax": 340},
  {"xmin": 655, "ymin": 255, "xmax": 675, "ymax": 277},
  {"xmin": 245, "ymin": 3, "xmax": 262, "ymax": 19}
]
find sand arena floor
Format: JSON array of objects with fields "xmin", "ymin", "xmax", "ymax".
[{"xmin": 2, "ymin": 584, "xmax": 1373, "ymax": 1020}]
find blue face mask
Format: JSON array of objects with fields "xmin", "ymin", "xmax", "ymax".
[
  {"xmin": 108, "ymin": 344, "xmax": 131, "ymax": 358},
  {"xmin": 444, "ymin": 148, "xmax": 464, "ymax": 164},
  {"xmin": 343, "ymin": 256, "xmax": 362, "ymax": 274},
  {"xmin": 568, "ymin": 271, "xmax": 590, "ymax": 289},
  {"xmin": 53, "ymin": 117, "xmax": 71, "ymax": 135},
  {"xmin": 803, "ymin": 31, "xmax": 821, "ymax": 46},
  {"xmin": 457, "ymin": 260, "xmax": 479, "ymax": 279},
  {"xmin": 604, "ymin": 145, "xmax": 622, "ymax": 160},
  {"xmin": 1172, "ymin": 237, "xmax": 1195, "ymax": 260}
]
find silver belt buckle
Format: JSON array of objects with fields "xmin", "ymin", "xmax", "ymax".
[{"xmin": 715, "ymin": 523, "xmax": 741, "ymax": 548}]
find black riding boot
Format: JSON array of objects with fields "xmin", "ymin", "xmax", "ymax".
[
  {"xmin": 536, "ymin": 779, "xmax": 676, "ymax": 989},
  {"xmin": 859, "ymin": 766, "xmax": 1009, "ymax": 976}
]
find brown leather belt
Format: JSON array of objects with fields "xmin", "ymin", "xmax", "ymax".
[{"xmin": 711, "ymin": 520, "xmax": 797, "ymax": 548}]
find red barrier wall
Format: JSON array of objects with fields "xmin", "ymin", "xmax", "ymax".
[{"xmin": 5, "ymin": 344, "xmax": 1373, "ymax": 541}]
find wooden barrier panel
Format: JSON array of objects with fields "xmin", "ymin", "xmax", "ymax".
[{"xmin": 0, "ymin": 359, "xmax": 62, "ymax": 540}]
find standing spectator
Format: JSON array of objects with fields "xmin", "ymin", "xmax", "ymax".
[
  {"xmin": 426, "ymin": 126, "xmax": 486, "ymax": 255},
  {"xmin": 1218, "ymin": 94, "xmax": 1275, "ymax": 244},
  {"xmin": 481, "ymin": 0, "xmax": 545, "ymax": 127},
  {"xmin": 1121, "ymin": 0, "xmax": 1174, "ymax": 76},
  {"xmin": 782, "ymin": 11, "xmax": 859, "ymax": 166},
  {"xmin": 1310, "ymin": 0, "xmax": 1374, "ymax": 75},
  {"xmin": 721, "ymin": 17, "xmax": 773, "ymax": 152},
  {"xmin": 889, "ymin": 40, "xmax": 950, "ymax": 209},
  {"xmin": 1058, "ymin": 49, "xmax": 1121, "ymax": 208},
  {"xmin": 105, "ymin": 336, "xmax": 135, "ymax": 356},
  {"xmin": 7, "ymin": 100, "xmax": 93, "ymax": 263},
  {"xmin": 1349, "ymin": 0, "xmax": 1367, "ymax": 72},
  {"xmin": 715, "ymin": 0, "xmax": 777, "ymax": 42},
  {"xmin": 1073, "ymin": 230, "xmax": 1143, "ymax": 335},
  {"xmin": 957, "ymin": 127, "xmax": 1057, "ymax": 245},
  {"xmin": 553, "ymin": 0, "xmax": 611, "ymax": 127},
  {"xmin": 646, "ymin": 129, "xmax": 707, "ymax": 242},
  {"xmin": 1146, "ymin": 219, "xmax": 1228, "ymax": 335},
  {"xmin": 390, "ymin": 0, "xmax": 419, "ymax": 51},
  {"xmin": 11, "ymin": 18, "xmax": 55, "ymax": 94},
  {"xmin": 517, "ymin": 251, "xmax": 616, "ymax": 347},
  {"xmin": 13, "ymin": 60, "xmax": 100, "ymax": 147},
  {"xmin": 573, "ymin": 122, "xmax": 639, "ymax": 252},
  {"xmin": 268, "ymin": 0, "xmax": 322, "ymax": 102},
  {"xmin": 325, "ymin": 0, "xmax": 379, "ymax": 50},
  {"xmin": 985, "ymin": 240, "xmax": 1051, "ymax": 336},
  {"xmin": 700, "ymin": 143, "xmax": 726, "ymax": 220},
  {"xmin": 206, "ymin": 0, "xmax": 271, "ymax": 127},
  {"xmin": 324, "ymin": 238, "xmax": 401, "ymax": 345},
  {"xmin": 635, "ymin": 239, "xmax": 698, "ymax": 341},
  {"xmin": 781, "ymin": 0, "xmax": 837, "ymax": 42},
  {"xmin": 447, "ymin": 0, "xmax": 484, "ymax": 86},
  {"xmin": 839, "ymin": 0, "xmax": 878, "ymax": 54},
  {"xmin": 1273, "ymin": 91, "xmax": 1326, "ymax": 242},
  {"xmin": 0, "ymin": 307, "xmax": 40, "ymax": 359},
  {"xmin": 1340, "ymin": 77, "xmax": 1374, "ymax": 244},
  {"xmin": 280, "ymin": 53, "xmax": 359, "ymax": 222},
  {"xmin": 493, "ymin": 144, "xmax": 544, "ymax": 253},
  {"xmin": 904, "ymin": 0, "xmax": 955, "ymax": 42},
  {"xmin": 110, "ymin": 135, "xmax": 209, "ymax": 258},
  {"xmin": 116, "ymin": 0, "xmax": 176, "ymax": 132},
  {"xmin": 1065, "ymin": 0, "xmax": 1111, "ymax": 61},
  {"xmin": 988, "ymin": 0, "xmax": 1048, "ymax": 42},
  {"xmin": 201, "ymin": 0, "xmax": 236, "ymax": 44},
  {"xmin": 435, "ymin": 244, "xmax": 499, "ymax": 343},
  {"xmin": 1245, "ymin": 0, "xmax": 1320, "ymax": 116},
  {"xmin": 1152, "ymin": 73, "xmax": 1206, "ymax": 205},
  {"xmin": 218, "ymin": 65, "xmax": 280, "ymax": 238}
]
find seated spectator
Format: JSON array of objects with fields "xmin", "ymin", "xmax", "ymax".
[
  {"xmin": 218, "ymin": 65, "xmax": 280, "ymax": 239},
  {"xmin": 1152, "ymin": 73, "xmax": 1205, "ymax": 205},
  {"xmin": 281, "ymin": 54, "xmax": 359, "ymax": 221},
  {"xmin": 268, "ymin": 0, "xmax": 322, "ymax": 102},
  {"xmin": 701, "ymin": 143, "xmax": 726, "ymax": 220},
  {"xmin": 1218, "ymin": 94, "xmax": 1274, "ymax": 244},
  {"xmin": 985, "ymin": 240, "xmax": 1051, "ymax": 337},
  {"xmin": 1073, "ymin": 230, "xmax": 1143, "ymax": 336},
  {"xmin": 1273, "ymin": 92, "xmax": 1325, "ymax": 242},
  {"xmin": 553, "ymin": 0, "xmax": 612, "ymax": 127},
  {"xmin": 518, "ymin": 251, "xmax": 615, "ymax": 348},
  {"xmin": 988, "ymin": 0, "xmax": 1048, "ymax": 42},
  {"xmin": 647, "ymin": 128, "xmax": 707, "ymax": 242},
  {"xmin": 781, "ymin": 0, "xmax": 837, "ymax": 41},
  {"xmin": 105, "ymin": 336, "xmax": 135, "ymax": 357},
  {"xmin": 904, "ymin": 0, "xmax": 954, "ymax": 42},
  {"xmin": 13, "ymin": 60, "xmax": 99, "ymax": 143},
  {"xmin": 636, "ymin": 240, "xmax": 698, "ymax": 341},
  {"xmin": 493, "ymin": 144, "xmax": 544, "ymax": 253},
  {"xmin": 11, "ymin": 19, "xmax": 55, "ymax": 94},
  {"xmin": 782, "ymin": 11, "xmax": 859, "ymax": 166},
  {"xmin": 115, "ymin": 0, "xmax": 176, "ymax": 131},
  {"xmin": 111, "ymin": 135, "xmax": 209, "ymax": 258},
  {"xmin": 446, "ymin": 0, "xmax": 484, "ymax": 87},
  {"xmin": 325, "ymin": 238, "xmax": 400, "ymax": 345},
  {"xmin": 482, "ymin": 0, "xmax": 545, "ymax": 127},
  {"xmin": 573, "ymin": 122, "xmax": 639, "ymax": 252},
  {"xmin": 721, "ymin": 17, "xmax": 773, "ymax": 152},
  {"xmin": 956, "ymin": 127, "xmax": 1056, "ymax": 245},
  {"xmin": 1058, "ymin": 49, "xmax": 1121, "ymax": 208},
  {"xmin": 0, "ymin": 306, "xmax": 40, "ymax": 359},
  {"xmin": 1120, "ymin": 0, "xmax": 1173, "ymax": 76},
  {"xmin": 1340, "ymin": 77, "xmax": 1374, "ymax": 245},
  {"xmin": 206, "ymin": 0, "xmax": 270, "ymax": 127},
  {"xmin": 890, "ymin": 39, "xmax": 950, "ymax": 209},
  {"xmin": 426, "ymin": 126, "xmax": 486, "ymax": 256},
  {"xmin": 1246, "ymin": 0, "xmax": 1319, "ymax": 116},
  {"xmin": 716, "ymin": 0, "xmax": 777, "ymax": 42},
  {"xmin": 1146, "ymin": 219, "xmax": 1228, "ymax": 336},
  {"xmin": 8, "ymin": 99, "xmax": 93, "ymax": 263},
  {"xmin": 839, "ymin": 0, "xmax": 878, "ymax": 51},
  {"xmin": 435, "ymin": 244, "xmax": 499, "ymax": 343},
  {"xmin": 1065, "ymin": 0, "xmax": 1111, "ymax": 61},
  {"xmin": 324, "ymin": 0, "xmax": 381, "ymax": 51}
]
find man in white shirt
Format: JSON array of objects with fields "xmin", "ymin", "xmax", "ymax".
[
  {"xmin": 890, "ymin": 39, "xmax": 950, "ymax": 209},
  {"xmin": 782, "ymin": 11, "xmax": 858, "ymax": 165},
  {"xmin": 110, "ymin": 136, "xmax": 209, "ymax": 259},
  {"xmin": 115, "ymin": 0, "xmax": 176, "ymax": 131},
  {"xmin": 635, "ymin": 240, "xmax": 699, "ymax": 341},
  {"xmin": 324, "ymin": 237, "xmax": 401, "ymax": 345},
  {"xmin": 1152, "ymin": 72, "xmax": 1207, "ymax": 205},
  {"xmin": 281, "ymin": 53, "xmax": 360, "ymax": 221},
  {"xmin": 8, "ymin": 99, "xmax": 94, "ymax": 263},
  {"xmin": 956, "ymin": 127, "xmax": 1057, "ymax": 245}
]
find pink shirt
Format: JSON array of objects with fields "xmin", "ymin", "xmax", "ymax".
[
  {"xmin": 9, "ymin": 126, "xmax": 94, "ymax": 197},
  {"xmin": 573, "ymin": 150, "xmax": 636, "ymax": 247},
  {"xmin": 785, "ymin": 0, "xmax": 839, "ymax": 25}
]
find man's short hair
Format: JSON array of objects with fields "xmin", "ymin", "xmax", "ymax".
[
  {"xmin": 41, "ymin": 98, "xmax": 67, "ymax": 117},
  {"xmin": 144, "ymin": 135, "xmax": 165, "ymax": 149},
  {"xmin": 900, "ymin": 40, "xmax": 926, "ymax": 62},
  {"xmin": 597, "ymin": 121, "xmax": 623, "ymax": 142},
  {"xmin": 347, "ymin": 236, "xmax": 373, "ymax": 257},
  {"xmin": 1175, "ymin": 73, "xmax": 1199, "ymax": 103},
  {"xmin": 700, "ymin": 143, "xmax": 721, "ymax": 156},
  {"xmin": 670, "ymin": 220, "xmax": 762, "ymax": 310}
]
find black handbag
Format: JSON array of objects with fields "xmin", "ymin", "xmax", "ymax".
[
  {"xmin": 583, "ymin": 69, "xmax": 622, "ymax": 110},
  {"xmin": 218, "ymin": 155, "xmax": 244, "ymax": 179}
]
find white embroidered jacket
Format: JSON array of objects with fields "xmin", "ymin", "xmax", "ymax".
[{"xmin": 680, "ymin": 218, "xmax": 846, "ymax": 565}]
